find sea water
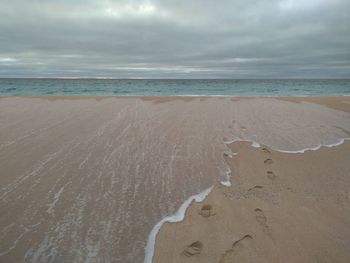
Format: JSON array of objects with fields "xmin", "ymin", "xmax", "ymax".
[{"xmin": 1, "ymin": 79, "xmax": 350, "ymax": 96}]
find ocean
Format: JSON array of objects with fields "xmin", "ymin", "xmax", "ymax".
[{"xmin": 1, "ymin": 79, "xmax": 350, "ymax": 96}]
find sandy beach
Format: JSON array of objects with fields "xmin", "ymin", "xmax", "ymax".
[
  {"xmin": 154, "ymin": 140, "xmax": 350, "ymax": 263},
  {"xmin": 153, "ymin": 96, "xmax": 350, "ymax": 263},
  {"xmin": 0, "ymin": 96, "xmax": 349, "ymax": 263},
  {"xmin": 2, "ymin": 0, "xmax": 350, "ymax": 261}
]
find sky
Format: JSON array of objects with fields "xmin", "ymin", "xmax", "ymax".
[{"xmin": 0, "ymin": 0, "xmax": 349, "ymax": 78}]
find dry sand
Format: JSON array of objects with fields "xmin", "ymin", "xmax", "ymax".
[{"xmin": 153, "ymin": 141, "xmax": 350, "ymax": 263}]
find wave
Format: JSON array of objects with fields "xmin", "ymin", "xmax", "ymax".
[
  {"xmin": 224, "ymin": 138, "xmax": 350, "ymax": 154},
  {"xmin": 274, "ymin": 138, "xmax": 349, "ymax": 154}
]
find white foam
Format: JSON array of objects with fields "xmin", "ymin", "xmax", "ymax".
[
  {"xmin": 223, "ymin": 152, "xmax": 237, "ymax": 158},
  {"xmin": 220, "ymin": 169, "xmax": 233, "ymax": 187},
  {"xmin": 144, "ymin": 186, "xmax": 213, "ymax": 263},
  {"xmin": 46, "ymin": 187, "xmax": 64, "ymax": 215},
  {"xmin": 224, "ymin": 139, "xmax": 261, "ymax": 147},
  {"xmin": 251, "ymin": 141, "xmax": 260, "ymax": 148},
  {"xmin": 224, "ymin": 138, "xmax": 350, "ymax": 154},
  {"xmin": 224, "ymin": 139, "xmax": 235, "ymax": 144},
  {"xmin": 227, "ymin": 153, "xmax": 237, "ymax": 159},
  {"xmin": 220, "ymin": 181, "xmax": 232, "ymax": 187},
  {"xmin": 274, "ymin": 138, "xmax": 349, "ymax": 154}
]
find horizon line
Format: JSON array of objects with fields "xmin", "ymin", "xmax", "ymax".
[{"xmin": 1, "ymin": 77, "xmax": 350, "ymax": 80}]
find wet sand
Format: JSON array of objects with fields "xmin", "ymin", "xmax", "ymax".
[
  {"xmin": 154, "ymin": 140, "xmax": 350, "ymax": 263},
  {"xmin": 278, "ymin": 96, "xmax": 350, "ymax": 113},
  {"xmin": 0, "ymin": 96, "xmax": 349, "ymax": 262}
]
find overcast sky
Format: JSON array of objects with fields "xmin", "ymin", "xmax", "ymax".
[{"xmin": 0, "ymin": 0, "xmax": 349, "ymax": 78}]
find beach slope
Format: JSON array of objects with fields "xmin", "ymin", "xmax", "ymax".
[{"xmin": 154, "ymin": 141, "xmax": 350, "ymax": 263}]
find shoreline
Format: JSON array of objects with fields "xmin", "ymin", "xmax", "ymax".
[
  {"xmin": 153, "ymin": 140, "xmax": 350, "ymax": 263},
  {"xmin": 1, "ymin": 96, "xmax": 349, "ymax": 262},
  {"xmin": 146, "ymin": 137, "xmax": 350, "ymax": 263},
  {"xmin": 1, "ymin": 95, "xmax": 350, "ymax": 112}
]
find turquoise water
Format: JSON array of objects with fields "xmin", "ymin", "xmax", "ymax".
[{"xmin": 0, "ymin": 79, "xmax": 350, "ymax": 96}]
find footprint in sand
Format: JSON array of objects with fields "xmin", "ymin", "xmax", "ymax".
[
  {"xmin": 182, "ymin": 241, "xmax": 203, "ymax": 257},
  {"xmin": 244, "ymin": 186, "xmax": 264, "ymax": 198},
  {"xmin": 264, "ymin": 158, "xmax": 273, "ymax": 164},
  {"xmin": 218, "ymin": 235, "xmax": 256, "ymax": 263},
  {"xmin": 266, "ymin": 171, "xmax": 276, "ymax": 180},
  {"xmin": 245, "ymin": 185, "xmax": 276, "ymax": 203},
  {"xmin": 199, "ymin": 204, "xmax": 216, "ymax": 218},
  {"xmin": 254, "ymin": 208, "xmax": 268, "ymax": 231},
  {"xmin": 255, "ymin": 208, "xmax": 273, "ymax": 238},
  {"xmin": 247, "ymin": 185, "xmax": 263, "ymax": 192},
  {"xmin": 262, "ymin": 147, "xmax": 271, "ymax": 154}
]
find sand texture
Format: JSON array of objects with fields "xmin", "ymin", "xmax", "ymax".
[
  {"xmin": 154, "ymin": 141, "xmax": 350, "ymax": 263},
  {"xmin": 0, "ymin": 96, "xmax": 349, "ymax": 262}
]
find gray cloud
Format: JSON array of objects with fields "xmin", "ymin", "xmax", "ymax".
[{"xmin": 0, "ymin": 0, "xmax": 349, "ymax": 78}]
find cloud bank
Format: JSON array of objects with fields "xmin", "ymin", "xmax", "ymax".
[{"xmin": 0, "ymin": 0, "xmax": 349, "ymax": 78}]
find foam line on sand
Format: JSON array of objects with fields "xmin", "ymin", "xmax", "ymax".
[
  {"xmin": 224, "ymin": 138, "xmax": 350, "ymax": 154},
  {"xmin": 144, "ymin": 186, "xmax": 213, "ymax": 263},
  {"xmin": 146, "ymin": 136, "xmax": 350, "ymax": 262}
]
